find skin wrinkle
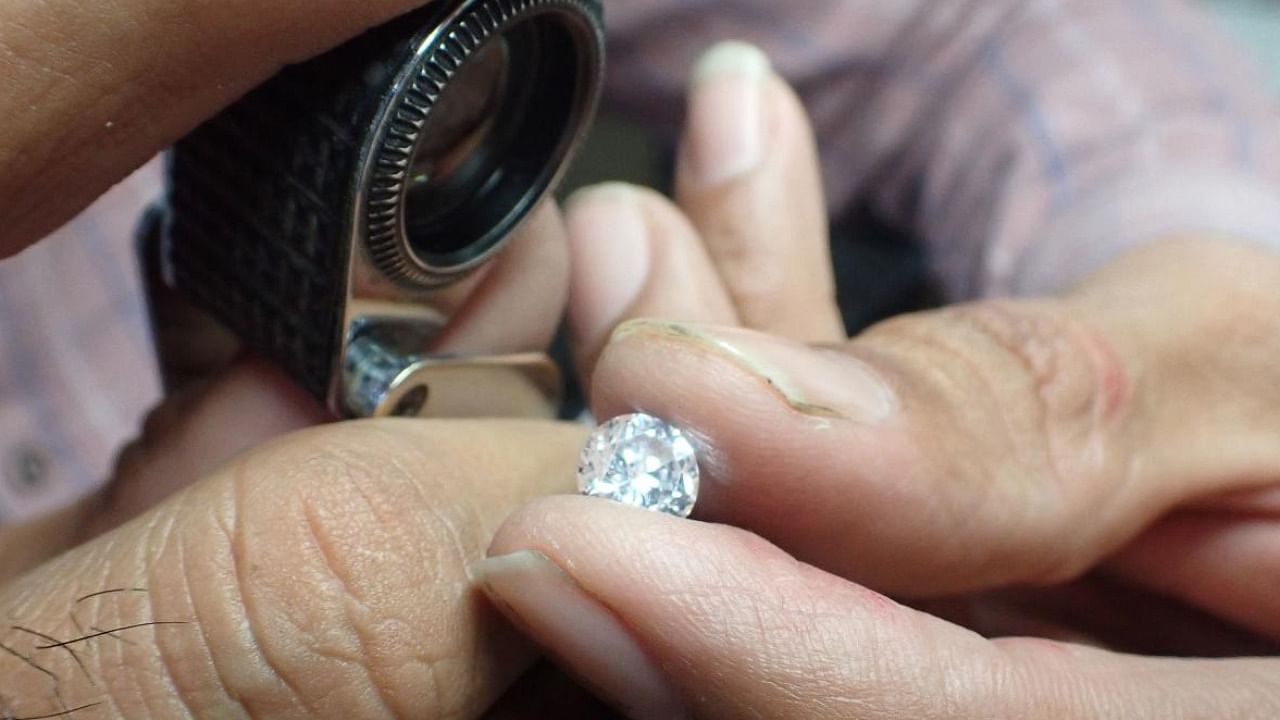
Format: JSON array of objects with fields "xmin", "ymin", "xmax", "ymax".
[
  {"xmin": 2, "ymin": 543, "xmax": 152, "ymax": 715},
  {"xmin": 866, "ymin": 323, "xmax": 1024, "ymax": 559},
  {"xmin": 174, "ymin": 495, "xmax": 253, "ymax": 720},
  {"xmin": 296, "ymin": 502, "xmax": 399, "ymax": 720},
  {"xmin": 929, "ymin": 307, "xmax": 1052, "ymax": 457},
  {"xmin": 655, "ymin": 531, "xmax": 940, "ymax": 717},
  {"xmin": 959, "ymin": 307, "xmax": 1081, "ymax": 527},
  {"xmin": 870, "ymin": 314, "xmax": 1010, "ymax": 435},
  {"xmin": 399, "ymin": 466, "xmax": 475, "ymax": 718},
  {"xmin": 288, "ymin": 425, "xmax": 509, "ymax": 719},
  {"xmin": 310, "ymin": 441, "xmax": 473, "ymax": 717},
  {"xmin": 0, "ymin": 644, "xmax": 63, "ymax": 717},
  {"xmin": 966, "ymin": 304, "xmax": 1123, "ymax": 499},
  {"xmin": 81, "ymin": 577, "xmax": 127, "ymax": 719},
  {"xmin": 228, "ymin": 460, "xmax": 312, "ymax": 718},
  {"xmin": 342, "ymin": 428, "xmax": 474, "ymax": 709},
  {"xmin": 897, "ymin": 306, "xmax": 1116, "ymax": 566},
  {"xmin": 86, "ymin": 501, "xmax": 175, "ymax": 717},
  {"xmin": 150, "ymin": 529, "xmax": 203, "ymax": 720},
  {"xmin": 248, "ymin": 453, "xmax": 372, "ymax": 717}
]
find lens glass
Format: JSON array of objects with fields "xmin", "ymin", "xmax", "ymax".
[
  {"xmin": 402, "ymin": 12, "xmax": 588, "ymax": 271},
  {"xmin": 407, "ymin": 40, "xmax": 509, "ymax": 226}
]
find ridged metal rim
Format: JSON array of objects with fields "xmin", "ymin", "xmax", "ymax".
[{"xmin": 363, "ymin": 0, "xmax": 604, "ymax": 288}]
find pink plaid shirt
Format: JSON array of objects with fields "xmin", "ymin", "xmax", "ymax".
[{"xmin": 3, "ymin": 0, "xmax": 1279, "ymax": 524}]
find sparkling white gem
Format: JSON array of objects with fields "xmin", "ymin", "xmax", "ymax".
[{"xmin": 577, "ymin": 413, "xmax": 700, "ymax": 518}]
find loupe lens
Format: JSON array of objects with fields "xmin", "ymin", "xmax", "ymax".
[
  {"xmin": 402, "ymin": 11, "xmax": 589, "ymax": 272},
  {"xmin": 406, "ymin": 40, "xmax": 509, "ymax": 229}
]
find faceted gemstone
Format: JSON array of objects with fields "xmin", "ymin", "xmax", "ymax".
[{"xmin": 577, "ymin": 413, "xmax": 700, "ymax": 518}]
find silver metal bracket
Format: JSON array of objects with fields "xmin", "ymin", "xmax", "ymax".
[{"xmin": 342, "ymin": 319, "xmax": 561, "ymax": 419}]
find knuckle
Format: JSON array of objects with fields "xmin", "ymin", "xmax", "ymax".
[
  {"xmin": 866, "ymin": 302, "xmax": 1135, "ymax": 582},
  {"xmin": 872, "ymin": 300, "xmax": 1123, "ymax": 474},
  {"xmin": 146, "ymin": 423, "xmax": 492, "ymax": 719}
]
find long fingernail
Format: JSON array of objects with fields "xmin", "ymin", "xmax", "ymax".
[
  {"xmin": 615, "ymin": 321, "xmax": 898, "ymax": 423},
  {"xmin": 473, "ymin": 551, "xmax": 686, "ymax": 720},
  {"xmin": 566, "ymin": 184, "xmax": 652, "ymax": 348},
  {"xmin": 682, "ymin": 41, "xmax": 771, "ymax": 187}
]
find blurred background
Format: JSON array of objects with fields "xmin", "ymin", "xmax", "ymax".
[
  {"xmin": 1214, "ymin": 0, "xmax": 1280, "ymax": 89},
  {"xmin": 561, "ymin": 0, "xmax": 1280, "ymax": 332}
]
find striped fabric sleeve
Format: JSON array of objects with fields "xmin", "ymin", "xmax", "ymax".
[{"xmin": 604, "ymin": 0, "xmax": 1280, "ymax": 297}]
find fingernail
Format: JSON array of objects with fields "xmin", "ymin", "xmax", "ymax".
[
  {"xmin": 615, "ymin": 321, "xmax": 898, "ymax": 423},
  {"xmin": 473, "ymin": 551, "xmax": 686, "ymax": 720},
  {"xmin": 566, "ymin": 184, "xmax": 651, "ymax": 348},
  {"xmin": 682, "ymin": 41, "xmax": 771, "ymax": 187}
]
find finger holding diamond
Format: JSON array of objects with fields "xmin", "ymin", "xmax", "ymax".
[
  {"xmin": 589, "ymin": 240, "xmax": 1280, "ymax": 616},
  {"xmin": 476, "ymin": 495, "xmax": 1280, "ymax": 720}
]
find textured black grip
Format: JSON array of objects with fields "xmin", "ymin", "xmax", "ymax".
[{"xmin": 164, "ymin": 9, "xmax": 446, "ymax": 400}]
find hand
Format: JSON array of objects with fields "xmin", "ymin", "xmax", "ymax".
[
  {"xmin": 477, "ymin": 43, "xmax": 1280, "ymax": 718},
  {"xmin": 0, "ymin": 2, "xmax": 587, "ymax": 717}
]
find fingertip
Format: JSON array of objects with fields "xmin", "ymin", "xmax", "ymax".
[
  {"xmin": 488, "ymin": 495, "xmax": 612, "ymax": 559},
  {"xmin": 477, "ymin": 492, "xmax": 979, "ymax": 720},
  {"xmin": 435, "ymin": 199, "xmax": 570, "ymax": 355},
  {"xmin": 676, "ymin": 41, "xmax": 842, "ymax": 342},
  {"xmin": 565, "ymin": 183, "xmax": 653, "ymax": 358},
  {"xmin": 690, "ymin": 41, "xmax": 773, "ymax": 86},
  {"xmin": 681, "ymin": 41, "xmax": 773, "ymax": 188},
  {"xmin": 473, "ymin": 538, "xmax": 689, "ymax": 720},
  {"xmin": 566, "ymin": 183, "xmax": 737, "ymax": 384}
]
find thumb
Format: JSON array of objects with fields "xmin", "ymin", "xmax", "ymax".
[
  {"xmin": 587, "ymin": 238, "xmax": 1280, "ymax": 597},
  {"xmin": 478, "ymin": 497, "xmax": 1280, "ymax": 720}
]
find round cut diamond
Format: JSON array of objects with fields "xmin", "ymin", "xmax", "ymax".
[{"xmin": 577, "ymin": 413, "xmax": 700, "ymax": 518}]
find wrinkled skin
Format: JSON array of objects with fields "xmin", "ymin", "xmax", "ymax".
[{"xmin": 0, "ymin": 3, "xmax": 1278, "ymax": 718}]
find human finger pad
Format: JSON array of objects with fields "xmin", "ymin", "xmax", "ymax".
[
  {"xmin": 590, "ymin": 321, "xmax": 1022, "ymax": 596},
  {"xmin": 488, "ymin": 497, "xmax": 1280, "ymax": 720},
  {"xmin": 0, "ymin": 419, "xmax": 584, "ymax": 719},
  {"xmin": 488, "ymin": 496, "xmax": 980, "ymax": 720}
]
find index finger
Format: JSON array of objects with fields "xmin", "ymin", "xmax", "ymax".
[{"xmin": 0, "ymin": 0, "xmax": 433, "ymax": 256}]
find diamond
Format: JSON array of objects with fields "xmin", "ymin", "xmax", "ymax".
[{"xmin": 577, "ymin": 413, "xmax": 700, "ymax": 518}]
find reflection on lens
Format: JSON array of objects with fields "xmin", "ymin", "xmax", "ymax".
[
  {"xmin": 407, "ymin": 40, "xmax": 510, "ymax": 221},
  {"xmin": 401, "ymin": 10, "xmax": 591, "ymax": 272}
]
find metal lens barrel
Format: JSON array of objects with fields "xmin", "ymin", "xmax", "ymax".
[
  {"xmin": 403, "ymin": 11, "xmax": 592, "ymax": 273},
  {"xmin": 161, "ymin": 0, "xmax": 604, "ymax": 408},
  {"xmin": 364, "ymin": 0, "xmax": 604, "ymax": 286}
]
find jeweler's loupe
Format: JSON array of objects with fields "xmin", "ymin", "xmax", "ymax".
[{"xmin": 138, "ymin": 0, "xmax": 605, "ymax": 420}]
